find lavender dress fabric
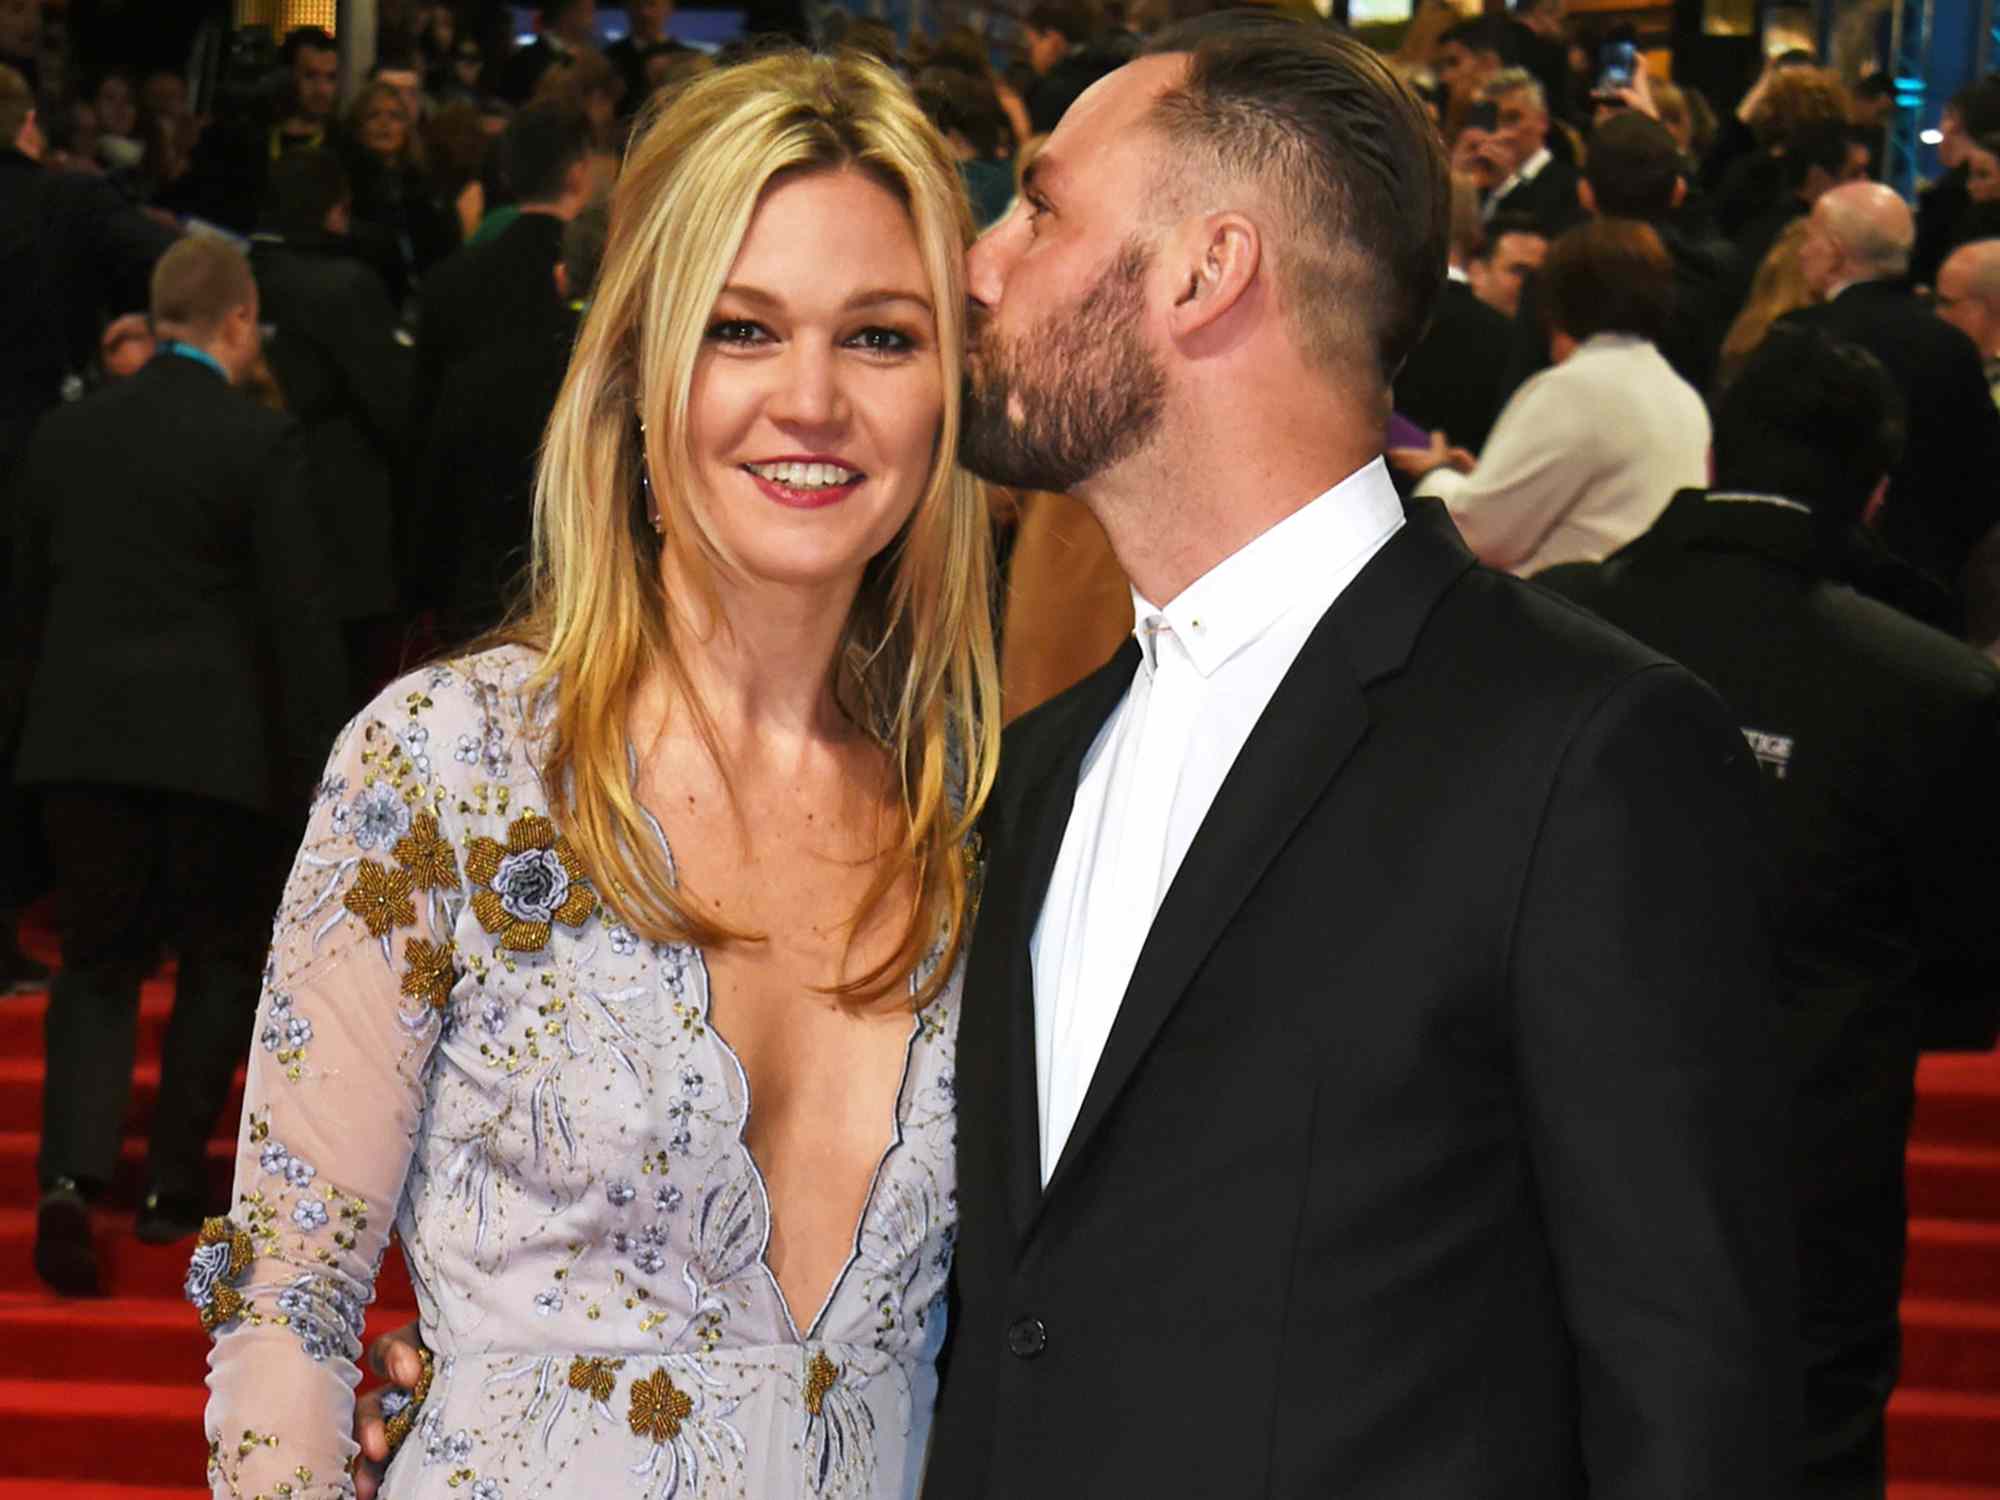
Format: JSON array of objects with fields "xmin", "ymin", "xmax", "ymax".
[{"xmin": 195, "ymin": 645, "xmax": 961, "ymax": 1500}]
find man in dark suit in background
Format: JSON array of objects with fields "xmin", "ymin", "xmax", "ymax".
[
  {"xmin": 1477, "ymin": 68, "xmax": 1583, "ymax": 237},
  {"xmin": 252, "ymin": 149, "xmax": 413, "ymax": 707},
  {"xmin": 927, "ymin": 17, "xmax": 1795, "ymax": 1498},
  {"xmin": 1540, "ymin": 326, "xmax": 2000, "ymax": 1499},
  {"xmin": 15, "ymin": 237, "xmax": 346, "ymax": 1292},
  {"xmin": 1785, "ymin": 180, "xmax": 2000, "ymax": 626},
  {"xmin": 1395, "ymin": 183, "xmax": 1519, "ymax": 455},
  {"xmin": 411, "ymin": 101, "xmax": 594, "ymax": 434},
  {"xmin": 408, "ymin": 201, "xmax": 608, "ymax": 646}
]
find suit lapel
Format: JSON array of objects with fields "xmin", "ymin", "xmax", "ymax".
[{"xmin": 1035, "ymin": 502, "xmax": 1476, "ymax": 1212}]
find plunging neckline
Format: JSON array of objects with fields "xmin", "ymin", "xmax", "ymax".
[{"xmin": 636, "ymin": 796, "xmax": 927, "ymax": 1342}]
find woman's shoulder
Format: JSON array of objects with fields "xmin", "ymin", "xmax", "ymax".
[{"xmin": 333, "ymin": 643, "xmax": 552, "ymax": 787}]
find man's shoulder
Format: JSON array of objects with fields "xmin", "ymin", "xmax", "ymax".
[{"xmin": 1809, "ymin": 582, "xmax": 2000, "ymax": 709}]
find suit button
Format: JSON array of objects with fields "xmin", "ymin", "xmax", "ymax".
[{"xmin": 1007, "ymin": 1317, "xmax": 1047, "ymax": 1358}]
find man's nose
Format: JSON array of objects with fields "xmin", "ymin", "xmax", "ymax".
[{"xmin": 966, "ymin": 211, "xmax": 1021, "ymax": 310}]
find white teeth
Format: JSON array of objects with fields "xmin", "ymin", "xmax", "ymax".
[{"xmin": 747, "ymin": 460, "xmax": 859, "ymax": 490}]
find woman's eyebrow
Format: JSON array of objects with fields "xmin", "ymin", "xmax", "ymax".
[{"xmin": 719, "ymin": 283, "xmax": 935, "ymax": 317}]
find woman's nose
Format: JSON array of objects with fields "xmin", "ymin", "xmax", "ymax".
[{"xmin": 768, "ymin": 342, "xmax": 847, "ymax": 428}]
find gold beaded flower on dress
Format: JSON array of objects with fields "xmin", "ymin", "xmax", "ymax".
[
  {"xmin": 567, "ymin": 1355, "xmax": 623, "ymax": 1403},
  {"xmin": 627, "ymin": 1368, "xmax": 694, "ymax": 1444},
  {"xmin": 392, "ymin": 813, "xmax": 460, "ymax": 891},
  {"xmin": 185, "ymin": 1216, "xmax": 256, "ymax": 1334},
  {"xmin": 464, "ymin": 812, "xmax": 597, "ymax": 953},
  {"xmin": 804, "ymin": 1351, "xmax": 840, "ymax": 1417},
  {"xmin": 400, "ymin": 937, "xmax": 457, "ymax": 1010},
  {"xmin": 343, "ymin": 861, "xmax": 416, "ymax": 937}
]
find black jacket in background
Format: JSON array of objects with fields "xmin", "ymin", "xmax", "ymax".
[
  {"xmin": 1913, "ymin": 163, "xmax": 1971, "ymax": 290},
  {"xmin": 12, "ymin": 354, "xmax": 348, "ymax": 821},
  {"xmin": 252, "ymin": 231, "xmax": 415, "ymax": 625},
  {"xmin": 412, "ymin": 210, "xmax": 566, "ymax": 434},
  {"xmin": 408, "ymin": 305, "xmax": 580, "ymax": 646},
  {"xmin": 1500, "ymin": 216, "xmax": 1740, "ymax": 405},
  {"xmin": 1782, "ymin": 279, "xmax": 2000, "ymax": 605},
  {"xmin": 1537, "ymin": 489, "xmax": 2000, "ymax": 1487},
  {"xmin": 0, "ymin": 147, "xmax": 175, "ymax": 434},
  {"xmin": 1487, "ymin": 153, "xmax": 1587, "ymax": 238},
  {"xmin": 926, "ymin": 500, "xmax": 1796, "ymax": 1500},
  {"xmin": 1394, "ymin": 278, "xmax": 1513, "ymax": 453}
]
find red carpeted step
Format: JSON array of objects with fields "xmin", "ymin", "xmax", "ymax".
[
  {"xmin": 1903, "ymin": 1300, "xmax": 2000, "ymax": 1392},
  {"xmin": 1914, "ymin": 1054, "xmax": 2000, "ymax": 1151},
  {"xmin": 1906, "ymin": 1220, "xmax": 2000, "ymax": 1301},
  {"xmin": 0, "ymin": 1210, "xmax": 418, "ymax": 1306},
  {"xmin": 0, "ymin": 1057, "xmax": 247, "ymax": 1137},
  {"xmin": 1887, "ymin": 1389, "xmax": 2000, "ymax": 1486},
  {"xmin": 0, "ymin": 1488, "xmax": 201, "ymax": 1500},
  {"xmin": 0, "ymin": 1131, "xmax": 236, "ymax": 1208},
  {"xmin": 1907, "ymin": 1144, "xmax": 2000, "ymax": 1222},
  {"xmin": 1888, "ymin": 1486, "xmax": 2000, "ymax": 1500},
  {"xmin": 0, "ymin": 1375, "xmax": 208, "ymax": 1485},
  {"xmin": 0, "ymin": 1290, "xmax": 421, "ymax": 1385}
]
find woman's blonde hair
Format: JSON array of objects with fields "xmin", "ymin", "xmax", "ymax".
[
  {"xmin": 1716, "ymin": 216, "xmax": 1815, "ymax": 390},
  {"xmin": 510, "ymin": 49, "xmax": 999, "ymax": 1009},
  {"xmin": 349, "ymin": 79, "xmax": 423, "ymax": 168}
]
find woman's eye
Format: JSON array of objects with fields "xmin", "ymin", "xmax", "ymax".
[
  {"xmin": 705, "ymin": 319, "xmax": 768, "ymax": 345},
  {"xmin": 849, "ymin": 327, "xmax": 916, "ymax": 354}
]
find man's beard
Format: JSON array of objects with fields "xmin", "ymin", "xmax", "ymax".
[{"xmin": 958, "ymin": 237, "xmax": 1166, "ymax": 494}]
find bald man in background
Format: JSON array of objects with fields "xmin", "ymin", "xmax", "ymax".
[
  {"xmin": 1935, "ymin": 239, "xmax": 2000, "ymax": 407},
  {"xmin": 1784, "ymin": 183, "xmax": 2000, "ymax": 631}
]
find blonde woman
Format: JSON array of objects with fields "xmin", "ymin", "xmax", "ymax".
[
  {"xmin": 1716, "ymin": 216, "xmax": 1815, "ymax": 389},
  {"xmin": 192, "ymin": 51, "xmax": 998, "ymax": 1500}
]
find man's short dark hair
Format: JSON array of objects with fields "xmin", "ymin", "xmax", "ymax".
[
  {"xmin": 283, "ymin": 26, "xmax": 337, "ymax": 66},
  {"xmin": 1711, "ymin": 325, "xmax": 1905, "ymax": 525},
  {"xmin": 1583, "ymin": 111, "xmax": 1683, "ymax": 220},
  {"xmin": 1473, "ymin": 211, "xmax": 1547, "ymax": 263},
  {"xmin": 265, "ymin": 146, "xmax": 351, "ymax": 237},
  {"xmin": 1542, "ymin": 217, "xmax": 1675, "ymax": 345},
  {"xmin": 915, "ymin": 65, "xmax": 1014, "ymax": 158},
  {"xmin": 1950, "ymin": 75, "xmax": 2000, "ymax": 136},
  {"xmin": 1782, "ymin": 119, "xmax": 1860, "ymax": 188},
  {"xmin": 1438, "ymin": 16, "xmax": 1512, "ymax": 59},
  {"xmin": 1026, "ymin": 0, "xmax": 1098, "ymax": 45},
  {"xmin": 562, "ymin": 200, "xmax": 611, "ymax": 302},
  {"xmin": 1141, "ymin": 12, "xmax": 1451, "ymax": 388},
  {"xmin": 504, "ymin": 100, "xmax": 594, "ymax": 205}
]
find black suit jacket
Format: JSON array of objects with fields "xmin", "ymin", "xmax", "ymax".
[
  {"xmin": 927, "ymin": 501, "xmax": 1797, "ymax": 1500},
  {"xmin": 407, "ymin": 305, "xmax": 579, "ymax": 644},
  {"xmin": 253, "ymin": 233, "xmax": 414, "ymax": 623},
  {"xmin": 1487, "ymin": 153, "xmax": 1586, "ymax": 237},
  {"xmin": 1783, "ymin": 281, "xmax": 2000, "ymax": 603},
  {"xmin": 412, "ymin": 211, "xmax": 566, "ymax": 434},
  {"xmin": 12, "ymin": 355, "xmax": 347, "ymax": 819},
  {"xmin": 1394, "ymin": 279, "xmax": 1514, "ymax": 452}
]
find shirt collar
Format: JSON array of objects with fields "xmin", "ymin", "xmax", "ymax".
[
  {"xmin": 1129, "ymin": 457, "xmax": 1404, "ymax": 680},
  {"xmin": 1494, "ymin": 145, "xmax": 1552, "ymax": 199},
  {"xmin": 1447, "ymin": 263, "xmax": 1470, "ymax": 284},
  {"xmin": 163, "ymin": 340, "xmax": 228, "ymax": 381}
]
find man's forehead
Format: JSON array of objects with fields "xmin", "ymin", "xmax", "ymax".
[{"xmin": 1042, "ymin": 53, "xmax": 1185, "ymax": 178}]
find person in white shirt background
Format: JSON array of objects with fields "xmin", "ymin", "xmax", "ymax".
[{"xmin": 1390, "ymin": 216, "xmax": 1710, "ymax": 575}]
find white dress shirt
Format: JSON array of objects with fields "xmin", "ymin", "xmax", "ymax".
[
  {"xmin": 1416, "ymin": 333, "xmax": 1709, "ymax": 576},
  {"xmin": 1028, "ymin": 458, "xmax": 1405, "ymax": 1184}
]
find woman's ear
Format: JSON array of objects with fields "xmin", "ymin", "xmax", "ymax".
[{"xmin": 1164, "ymin": 212, "xmax": 1262, "ymax": 347}]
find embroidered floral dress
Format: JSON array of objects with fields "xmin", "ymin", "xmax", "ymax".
[{"xmin": 195, "ymin": 646, "xmax": 961, "ymax": 1500}]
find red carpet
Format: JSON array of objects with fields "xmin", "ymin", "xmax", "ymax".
[{"xmin": 0, "ymin": 920, "xmax": 1995, "ymax": 1496}]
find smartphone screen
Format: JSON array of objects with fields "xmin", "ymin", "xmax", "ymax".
[{"xmin": 1595, "ymin": 39, "xmax": 1638, "ymax": 94}]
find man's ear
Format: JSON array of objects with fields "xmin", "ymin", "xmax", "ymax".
[
  {"xmin": 1576, "ymin": 177, "xmax": 1596, "ymax": 217},
  {"xmin": 1671, "ymin": 175, "xmax": 1687, "ymax": 210},
  {"xmin": 1164, "ymin": 212, "xmax": 1261, "ymax": 348}
]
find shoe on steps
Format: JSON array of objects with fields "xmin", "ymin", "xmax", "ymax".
[
  {"xmin": 135, "ymin": 1186, "xmax": 207, "ymax": 1245},
  {"xmin": 33, "ymin": 1179, "xmax": 99, "ymax": 1296},
  {"xmin": 0, "ymin": 944, "xmax": 50, "ymax": 996}
]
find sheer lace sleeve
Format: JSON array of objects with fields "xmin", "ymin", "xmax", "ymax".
[{"xmin": 196, "ymin": 689, "xmax": 466, "ymax": 1500}]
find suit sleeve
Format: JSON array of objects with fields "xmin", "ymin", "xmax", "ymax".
[
  {"xmin": 1509, "ymin": 663, "xmax": 1798, "ymax": 1500},
  {"xmin": 322, "ymin": 264, "xmax": 415, "ymax": 458}
]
